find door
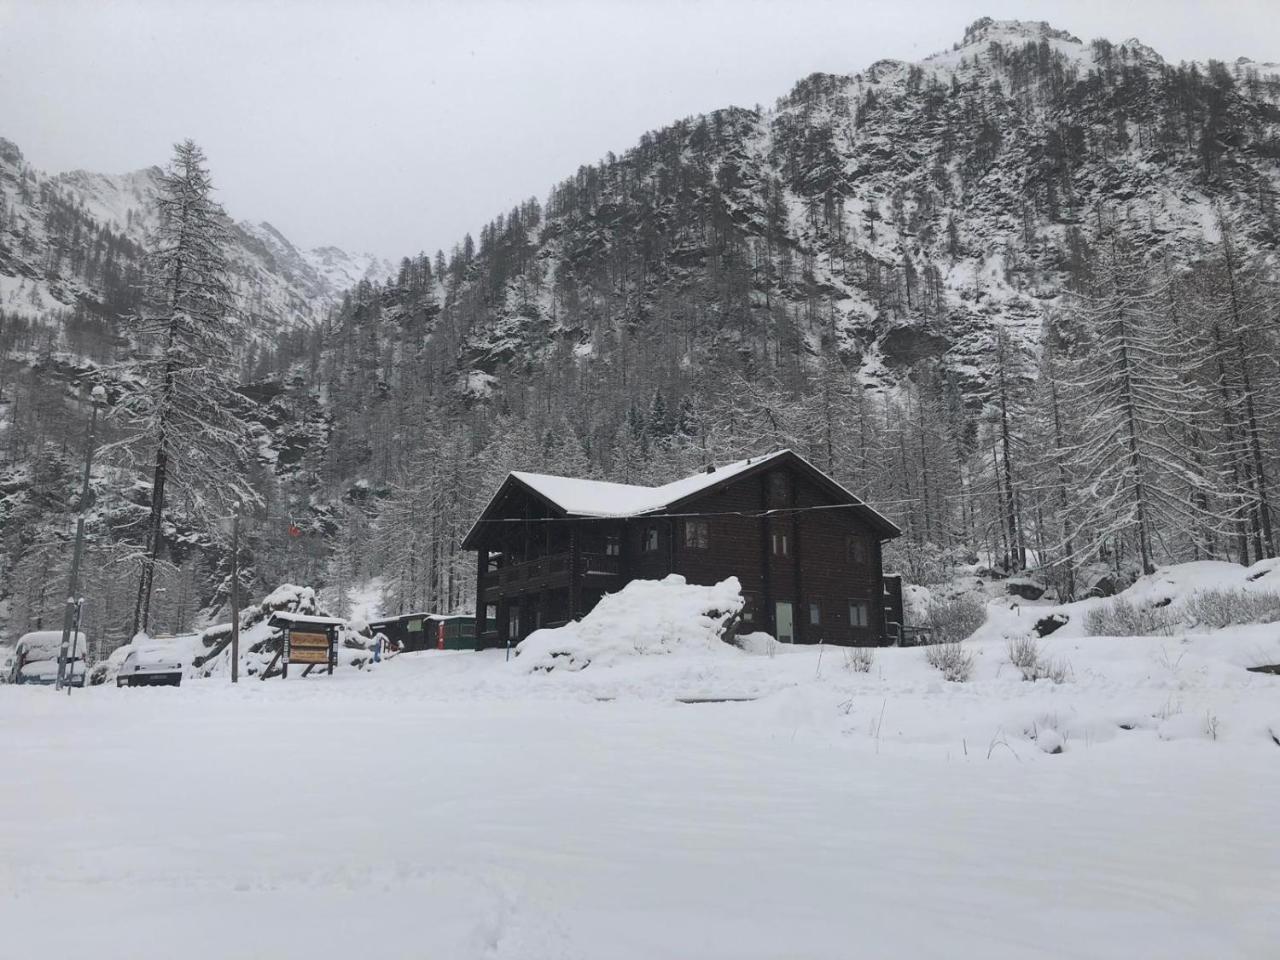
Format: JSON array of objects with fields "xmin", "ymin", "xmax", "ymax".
[{"xmin": 775, "ymin": 601, "xmax": 794, "ymax": 644}]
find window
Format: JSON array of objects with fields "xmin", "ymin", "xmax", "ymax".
[
  {"xmin": 683, "ymin": 520, "xmax": 709, "ymax": 549},
  {"xmin": 507, "ymin": 606, "xmax": 521, "ymax": 638},
  {"xmin": 809, "ymin": 602, "xmax": 821, "ymax": 625},
  {"xmin": 407, "ymin": 618, "xmax": 423, "ymax": 633},
  {"xmin": 771, "ymin": 532, "xmax": 789, "ymax": 557},
  {"xmin": 604, "ymin": 534, "xmax": 621, "ymax": 557},
  {"xmin": 484, "ymin": 604, "xmax": 497, "ymax": 624},
  {"xmin": 849, "ymin": 600, "xmax": 870, "ymax": 628},
  {"xmin": 847, "ymin": 536, "xmax": 869, "ymax": 564},
  {"xmin": 643, "ymin": 527, "xmax": 659, "ymax": 552}
]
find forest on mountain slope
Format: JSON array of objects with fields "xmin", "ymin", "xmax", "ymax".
[{"xmin": 2, "ymin": 19, "xmax": 1279, "ymax": 649}]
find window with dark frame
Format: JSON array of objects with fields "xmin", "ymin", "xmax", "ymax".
[
  {"xmin": 605, "ymin": 533, "xmax": 621, "ymax": 556},
  {"xmin": 683, "ymin": 520, "xmax": 709, "ymax": 549},
  {"xmin": 849, "ymin": 600, "xmax": 870, "ymax": 628},
  {"xmin": 771, "ymin": 531, "xmax": 789, "ymax": 556},
  {"xmin": 809, "ymin": 602, "xmax": 820, "ymax": 625},
  {"xmin": 643, "ymin": 527, "xmax": 659, "ymax": 552}
]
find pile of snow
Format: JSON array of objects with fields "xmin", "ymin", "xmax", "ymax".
[{"xmin": 517, "ymin": 575, "xmax": 745, "ymax": 672}]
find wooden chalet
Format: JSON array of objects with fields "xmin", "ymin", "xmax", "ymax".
[{"xmin": 462, "ymin": 450, "xmax": 904, "ymax": 649}]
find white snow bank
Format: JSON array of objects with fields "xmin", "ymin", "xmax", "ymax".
[
  {"xmin": 971, "ymin": 559, "xmax": 1280, "ymax": 648},
  {"xmin": 517, "ymin": 575, "xmax": 745, "ymax": 671}
]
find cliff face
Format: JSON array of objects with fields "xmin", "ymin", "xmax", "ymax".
[{"xmin": 358, "ymin": 19, "xmax": 1278, "ymax": 403}]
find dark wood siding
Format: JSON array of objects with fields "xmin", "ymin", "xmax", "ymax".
[
  {"xmin": 471, "ymin": 454, "xmax": 898, "ymax": 649},
  {"xmin": 666, "ymin": 462, "xmax": 889, "ymax": 646},
  {"xmin": 793, "ymin": 472, "xmax": 883, "ymax": 645}
]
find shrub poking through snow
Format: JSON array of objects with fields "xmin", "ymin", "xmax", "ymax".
[
  {"xmin": 923, "ymin": 595, "xmax": 987, "ymax": 642},
  {"xmin": 925, "ymin": 641, "xmax": 974, "ymax": 682},
  {"xmin": 1180, "ymin": 588, "xmax": 1280, "ymax": 630},
  {"xmin": 1042, "ymin": 658, "xmax": 1072, "ymax": 684},
  {"xmin": 1008, "ymin": 636, "xmax": 1041, "ymax": 680},
  {"xmin": 1085, "ymin": 597, "xmax": 1175, "ymax": 637},
  {"xmin": 844, "ymin": 646, "xmax": 876, "ymax": 673},
  {"xmin": 517, "ymin": 575, "xmax": 745, "ymax": 672},
  {"xmin": 1006, "ymin": 636, "xmax": 1072, "ymax": 683}
]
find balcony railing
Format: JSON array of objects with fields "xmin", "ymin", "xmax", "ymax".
[{"xmin": 479, "ymin": 551, "xmax": 622, "ymax": 596}]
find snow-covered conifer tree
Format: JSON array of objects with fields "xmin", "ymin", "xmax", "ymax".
[
  {"xmin": 1056, "ymin": 238, "xmax": 1219, "ymax": 576},
  {"xmin": 112, "ymin": 140, "xmax": 257, "ymax": 635}
]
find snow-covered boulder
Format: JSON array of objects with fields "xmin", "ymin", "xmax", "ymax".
[{"xmin": 517, "ymin": 575, "xmax": 745, "ymax": 672}]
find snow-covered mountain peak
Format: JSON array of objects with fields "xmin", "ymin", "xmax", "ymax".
[
  {"xmin": 0, "ymin": 137, "xmax": 23, "ymax": 166},
  {"xmin": 916, "ymin": 17, "xmax": 1092, "ymax": 76},
  {"xmin": 0, "ymin": 134, "xmax": 387, "ymax": 332},
  {"xmin": 960, "ymin": 17, "xmax": 1082, "ymax": 48},
  {"xmin": 53, "ymin": 166, "xmax": 162, "ymax": 244},
  {"xmin": 303, "ymin": 245, "xmax": 393, "ymax": 293}
]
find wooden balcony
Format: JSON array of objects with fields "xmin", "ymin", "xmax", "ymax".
[
  {"xmin": 582, "ymin": 552, "xmax": 621, "ymax": 576},
  {"xmin": 480, "ymin": 551, "xmax": 621, "ymax": 601}
]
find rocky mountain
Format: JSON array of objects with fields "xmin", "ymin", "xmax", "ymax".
[
  {"xmin": 0, "ymin": 137, "xmax": 391, "ymax": 334},
  {"xmin": 301, "ymin": 16, "xmax": 1279, "ymax": 612},
  {"xmin": 3, "ymin": 17, "xmax": 1279, "ymax": 645},
  {"xmin": 377, "ymin": 16, "xmax": 1275, "ymax": 401}
]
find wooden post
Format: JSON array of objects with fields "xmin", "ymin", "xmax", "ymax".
[
  {"xmin": 475, "ymin": 547, "xmax": 487, "ymax": 646},
  {"xmin": 792, "ymin": 472, "xmax": 804, "ymax": 644},
  {"xmin": 567, "ymin": 521, "xmax": 580, "ymax": 619},
  {"xmin": 260, "ymin": 649, "xmax": 282, "ymax": 680},
  {"xmin": 760, "ymin": 475, "xmax": 773, "ymax": 638}
]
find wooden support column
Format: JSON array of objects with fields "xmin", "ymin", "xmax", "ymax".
[
  {"xmin": 475, "ymin": 546, "xmax": 487, "ymax": 644},
  {"xmin": 568, "ymin": 520, "xmax": 581, "ymax": 619},
  {"xmin": 760, "ymin": 474, "xmax": 773, "ymax": 637},
  {"xmin": 793, "ymin": 472, "xmax": 805, "ymax": 644}
]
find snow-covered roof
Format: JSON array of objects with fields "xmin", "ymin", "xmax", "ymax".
[
  {"xmin": 465, "ymin": 449, "xmax": 900, "ymax": 546},
  {"xmin": 512, "ymin": 452, "xmax": 781, "ymax": 519},
  {"xmin": 269, "ymin": 612, "xmax": 345, "ymax": 627},
  {"xmin": 368, "ymin": 612, "xmax": 473, "ymax": 626}
]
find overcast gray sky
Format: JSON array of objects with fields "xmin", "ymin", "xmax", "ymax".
[{"xmin": 0, "ymin": 0, "xmax": 1274, "ymax": 260}]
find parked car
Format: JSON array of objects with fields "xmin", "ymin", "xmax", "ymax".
[
  {"xmin": 19, "ymin": 658, "xmax": 86, "ymax": 686},
  {"xmin": 116, "ymin": 649, "xmax": 184, "ymax": 687},
  {"xmin": 13, "ymin": 630, "xmax": 87, "ymax": 686}
]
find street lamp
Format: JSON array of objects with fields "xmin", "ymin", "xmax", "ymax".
[{"xmin": 56, "ymin": 385, "xmax": 106, "ymax": 693}]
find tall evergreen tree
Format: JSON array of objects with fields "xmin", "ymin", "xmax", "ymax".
[
  {"xmin": 112, "ymin": 140, "xmax": 257, "ymax": 636},
  {"xmin": 1056, "ymin": 239, "xmax": 1218, "ymax": 576}
]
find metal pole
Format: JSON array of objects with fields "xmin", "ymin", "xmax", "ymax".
[
  {"xmin": 66, "ymin": 599, "xmax": 84, "ymax": 696},
  {"xmin": 230, "ymin": 513, "xmax": 240, "ymax": 683},
  {"xmin": 57, "ymin": 389, "xmax": 102, "ymax": 691}
]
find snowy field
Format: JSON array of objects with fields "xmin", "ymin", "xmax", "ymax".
[{"xmin": 4, "ymin": 610, "xmax": 1279, "ymax": 959}]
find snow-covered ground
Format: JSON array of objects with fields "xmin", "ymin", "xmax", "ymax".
[{"xmin": 4, "ymin": 627, "xmax": 1278, "ymax": 957}]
